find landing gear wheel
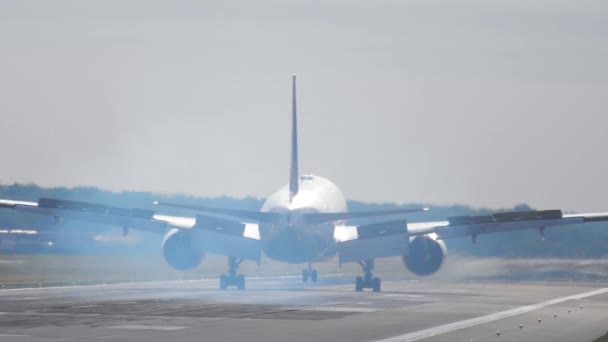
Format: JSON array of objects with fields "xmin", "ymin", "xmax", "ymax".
[
  {"xmin": 219, "ymin": 257, "xmax": 246, "ymax": 290},
  {"xmin": 237, "ymin": 274, "xmax": 246, "ymax": 290},
  {"xmin": 220, "ymin": 274, "xmax": 228, "ymax": 290},
  {"xmin": 355, "ymin": 276, "xmax": 364, "ymax": 292},
  {"xmin": 303, "ymin": 263, "xmax": 318, "ymax": 283},
  {"xmin": 355, "ymin": 259, "xmax": 382, "ymax": 292},
  {"xmin": 311, "ymin": 270, "xmax": 318, "ymax": 283},
  {"xmin": 372, "ymin": 277, "xmax": 381, "ymax": 293}
]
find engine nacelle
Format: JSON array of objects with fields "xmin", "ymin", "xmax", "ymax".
[
  {"xmin": 161, "ymin": 228, "xmax": 204, "ymax": 271},
  {"xmin": 402, "ymin": 235, "xmax": 447, "ymax": 276}
]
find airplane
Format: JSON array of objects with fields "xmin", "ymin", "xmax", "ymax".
[{"xmin": 1, "ymin": 75, "xmax": 608, "ymax": 292}]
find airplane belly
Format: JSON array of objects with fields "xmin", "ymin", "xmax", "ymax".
[{"xmin": 260, "ymin": 224, "xmax": 337, "ymax": 263}]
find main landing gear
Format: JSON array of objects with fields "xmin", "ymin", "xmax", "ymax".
[
  {"xmin": 220, "ymin": 256, "xmax": 246, "ymax": 290},
  {"xmin": 355, "ymin": 259, "xmax": 381, "ymax": 292},
  {"xmin": 302, "ymin": 263, "xmax": 318, "ymax": 282}
]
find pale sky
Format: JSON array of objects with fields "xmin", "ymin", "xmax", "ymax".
[{"xmin": 0, "ymin": 0, "xmax": 607, "ymax": 212}]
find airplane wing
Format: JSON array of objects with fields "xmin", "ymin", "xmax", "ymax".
[
  {"xmin": 0, "ymin": 197, "xmax": 262, "ymax": 261},
  {"xmin": 337, "ymin": 209, "xmax": 608, "ymax": 263},
  {"xmin": 1, "ymin": 197, "xmax": 185, "ymax": 233},
  {"xmin": 407, "ymin": 209, "xmax": 608, "ymax": 240}
]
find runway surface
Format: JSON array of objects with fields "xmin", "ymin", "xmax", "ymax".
[{"xmin": 0, "ymin": 277, "xmax": 606, "ymax": 342}]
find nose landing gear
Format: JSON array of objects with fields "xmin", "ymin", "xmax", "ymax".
[
  {"xmin": 355, "ymin": 259, "xmax": 381, "ymax": 292},
  {"xmin": 219, "ymin": 256, "xmax": 246, "ymax": 290},
  {"xmin": 302, "ymin": 263, "xmax": 318, "ymax": 282}
]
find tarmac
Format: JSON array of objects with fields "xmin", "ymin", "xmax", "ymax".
[{"xmin": 0, "ymin": 276, "xmax": 606, "ymax": 342}]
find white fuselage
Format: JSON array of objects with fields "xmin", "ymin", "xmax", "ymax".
[{"xmin": 258, "ymin": 175, "xmax": 347, "ymax": 263}]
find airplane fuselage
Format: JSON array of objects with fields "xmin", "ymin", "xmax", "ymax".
[{"xmin": 259, "ymin": 175, "xmax": 346, "ymax": 263}]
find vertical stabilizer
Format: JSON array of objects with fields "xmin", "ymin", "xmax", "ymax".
[{"xmin": 289, "ymin": 74, "xmax": 299, "ymax": 201}]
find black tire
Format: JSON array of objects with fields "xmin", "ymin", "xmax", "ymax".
[
  {"xmin": 372, "ymin": 277, "xmax": 381, "ymax": 293},
  {"xmin": 302, "ymin": 269, "xmax": 309, "ymax": 282},
  {"xmin": 311, "ymin": 270, "xmax": 318, "ymax": 283},
  {"xmin": 220, "ymin": 274, "xmax": 228, "ymax": 290},
  {"xmin": 237, "ymin": 274, "xmax": 246, "ymax": 290},
  {"xmin": 355, "ymin": 276, "xmax": 363, "ymax": 292}
]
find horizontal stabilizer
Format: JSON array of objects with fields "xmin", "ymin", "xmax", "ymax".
[
  {"xmin": 302, "ymin": 208, "xmax": 427, "ymax": 225},
  {"xmin": 154, "ymin": 201, "xmax": 280, "ymax": 224}
]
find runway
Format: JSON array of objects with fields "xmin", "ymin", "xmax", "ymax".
[{"xmin": 0, "ymin": 277, "xmax": 606, "ymax": 342}]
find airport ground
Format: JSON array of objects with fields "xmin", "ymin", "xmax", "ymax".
[
  {"xmin": 0, "ymin": 277, "xmax": 607, "ymax": 342},
  {"xmin": 0, "ymin": 254, "xmax": 607, "ymax": 342}
]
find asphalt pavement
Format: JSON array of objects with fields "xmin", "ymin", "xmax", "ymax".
[{"xmin": 0, "ymin": 276, "xmax": 606, "ymax": 342}]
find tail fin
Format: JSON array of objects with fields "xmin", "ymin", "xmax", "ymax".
[{"xmin": 289, "ymin": 74, "xmax": 299, "ymax": 201}]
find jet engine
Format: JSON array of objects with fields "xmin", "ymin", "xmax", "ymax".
[
  {"xmin": 402, "ymin": 235, "xmax": 447, "ymax": 276},
  {"xmin": 161, "ymin": 228, "xmax": 204, "ymax": 270}
]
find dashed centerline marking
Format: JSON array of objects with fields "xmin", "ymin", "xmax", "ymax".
[
  {"xmin": 109, "ymin": 325, "xmax": 187, "ymax": 331},
  {"xmin": 384, "ymin": 294, "xmax": 425, "ymax": 298},
  {"xmin": 291, "ymin": 306, "xmax": 381, "ymax": 313}
]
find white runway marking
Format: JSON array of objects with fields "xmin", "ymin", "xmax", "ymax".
[
  {"xmin": 293, "ymin": 306, "xmax": 381, "ymax": 313},
  {"xmin": 3, "ymin": 297, "xmax": 41, "ymax": 301},
  {"xmin": 384, "ymin": 294, "xmax": 425, "ymax": 298},
  {"xmin": 109, "ymin": 325, "xmax": 186, "ymax": 331},
  {"xmin": 374, "ymin": 287, "xmax": 608, "ymax": 342},
  {"xmin": 0, "ymin": 278, "xmax": 216, "ymax": 293},
  {"xmin": 0, "ymin": 333, "xmax": 28, "ymax": 337}
]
